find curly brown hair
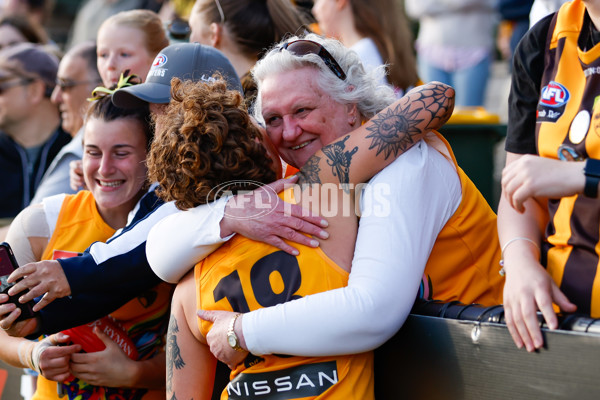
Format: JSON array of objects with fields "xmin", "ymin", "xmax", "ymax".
[{"xmin": 147, "ymin": 78, "xmax": 277, "ymax": 210}]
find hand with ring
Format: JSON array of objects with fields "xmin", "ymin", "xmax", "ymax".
[{"xmin": 0, "ymin": 293, "xmax": 39, "ymax": 337}]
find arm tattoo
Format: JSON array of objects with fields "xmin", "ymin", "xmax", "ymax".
[
  {"xmin": 167, "ymin": 315, "xmax": 185, "ymax": 395},
  {"xmin": 297, "ymin": 155, "xmax": 322, "ymax": 185},
  {"xmin": 298, "ymin": 136, "xmax": 358, "ymax": 192},
  {"xmin": 366, "ymin": 81, "xmax": 455, "ymax": 159},
  {"xmin": 409, "ymin": 81, "xmax": 455, "ymax": 130},
  {"xmin": 365, "ymin": 104, "xmax": 422, "ymax": 159},
  {"xmin": 322, "ymin": 135, "xmax": 358, "ymax": 192}
]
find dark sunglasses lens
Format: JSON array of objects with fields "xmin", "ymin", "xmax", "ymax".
[
  {"xmin": 56, "ymin": 80, "xmax": 72, "ymax": 90},
  {"xmin": 0, "ymin": 79, "xmax": 20, "ymax": 94},
  {"xmin": 285, "ymin": 40, "xmax": 322, "ymax": 56},
  {"xmin": 284, "ymin": 40, "xmax": 346, "ymax": 80}
]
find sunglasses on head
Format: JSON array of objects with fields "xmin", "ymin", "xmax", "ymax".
[
  {"xmin": 280, "ymin": 39, "xmax": 347, "ymax": 81},
  {"xmin": 0, "ymin": 77, "xmax": 34, "ymax": 95}
]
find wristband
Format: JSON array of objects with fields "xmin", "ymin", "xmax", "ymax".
[
  {"xmin": 31, "ymin": 339, "xmax": 52, "ymax": 374},
  {"xmin": 583, "ymin": 158, "xmax": 600, "ymax": 198},
  {"xmin": 17, "ymin": 340, "xmax": 36, "ymax": 371}
]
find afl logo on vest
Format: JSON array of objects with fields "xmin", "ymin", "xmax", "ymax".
[{"xmin": 537, "ymin": 81, "xmax": 569, "ymax": 123}]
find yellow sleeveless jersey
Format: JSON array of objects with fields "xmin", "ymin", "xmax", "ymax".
[
  {"xmin": 195, "ymin": 235, "xmax": 374, "ymax": 400},
  {"xmin": 533, "ymin": 0, "xmax": 600, "ymax": 317},
  {"xmin": 420, "ymin": 132, "xmax": 504, "ymax": 306},
  {"xmin": 33, "ymin": 191, "xmax": 170, "ymax": 400}
]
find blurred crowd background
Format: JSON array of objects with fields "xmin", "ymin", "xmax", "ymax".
[{"xmin": 0, "ymin": 0, "xmax": 553, "ymax": 124}]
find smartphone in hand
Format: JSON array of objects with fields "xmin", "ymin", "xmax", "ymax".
[{"xmin": 0, "ymin": 242, "xmax": 37, "ymax": 321}]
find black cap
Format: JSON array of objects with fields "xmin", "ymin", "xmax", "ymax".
[
  {"xmin": 112, "ymin": 43, "xmax": 242, "ymax": 109},
  {"xmin": 0, "ymin": 43, "xmax": 58, "ymax": 89}
]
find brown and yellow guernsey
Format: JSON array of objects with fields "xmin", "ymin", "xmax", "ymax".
[{"xmin": 536, "ymin": 0, "xmax": 600, "ymax": 316}]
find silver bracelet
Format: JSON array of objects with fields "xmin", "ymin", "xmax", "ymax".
[{"xmin": 499, "ymin": 237, "xmax": 540, "ymax": 276}]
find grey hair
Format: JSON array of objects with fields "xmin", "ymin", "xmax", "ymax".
[
  {"xmin": 68, "ymin": 40, "xmax": 101, "ymax": 84},
  {"xmin": 251, "ymin": 32, "xmax": 395, "ymax": 125}
]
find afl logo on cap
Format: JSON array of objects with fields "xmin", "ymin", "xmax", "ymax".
[
  {"xmin": 152, "ymin": 54, "xmax": 168, "ymax": 67},
  {"xmin": 540, "ymin": 81, "xmax": 570, "ymax": 107}
]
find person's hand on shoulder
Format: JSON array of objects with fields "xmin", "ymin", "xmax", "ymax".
[{"xmin": 220, "ymin": 176, "xmax": 329, "ymax": 256}]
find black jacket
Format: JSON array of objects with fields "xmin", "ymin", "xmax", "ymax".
[{"xmin": 0, "ymin": 127, "xmax": 71, "ymax": 218}]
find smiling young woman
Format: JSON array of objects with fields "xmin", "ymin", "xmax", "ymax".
[{"xmin": 3, "ymin": 88, "xmax": 172, "ymax": 400}]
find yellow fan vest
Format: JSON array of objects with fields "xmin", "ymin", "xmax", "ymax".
[{"xmin": 420, "ymin": 132, "xmax": 503, "ymax": 306}]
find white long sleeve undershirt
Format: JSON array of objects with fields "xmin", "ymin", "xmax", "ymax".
[
  {"xmin": 147, "ymin": 142, "xmax": 461, "ymax": 356},
  {"xmin": 145, "ymin": 196, "xmax": 230, "ymax": 283},
  {"xmin": 243, "ymin": 142, "xmax": 461, "ymax": 355}
]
